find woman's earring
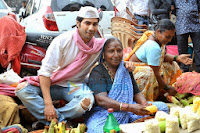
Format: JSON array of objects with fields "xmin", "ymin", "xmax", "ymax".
[{"xmin": 103, "ymin": 54, "xmax": 105, "ymax": 59}]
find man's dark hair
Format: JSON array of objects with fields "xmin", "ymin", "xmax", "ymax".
[{"xmin": 154, "ymin": 19, "xmax": 175, "ymax": 33}]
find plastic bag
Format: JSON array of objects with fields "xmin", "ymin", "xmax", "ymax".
[{"xmin": 0, "ymin": 69, "xmax": 22, "ymax": 86}]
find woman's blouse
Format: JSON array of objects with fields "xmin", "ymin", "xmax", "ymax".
[
  {"xmin": 135, "ymin": 40, "xmax": 161, "ymax": 66},
  {"xmin": 88, "ymin": 63, "xmax": 140, "ymax": 95}
]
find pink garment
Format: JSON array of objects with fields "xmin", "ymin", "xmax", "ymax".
[
  {"xmin": 20, "ymin": 29, "xmax": 105, "ymax": 86},
  {"xmin": 175, "ymin": 72, "xmax": 200, "ymax": 95},
  {"xmin": 0, "ymin": 84, "xmax": 16, "ymax": 97}
]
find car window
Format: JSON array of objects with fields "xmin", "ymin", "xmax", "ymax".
[
  {"xmin": 25, "ymin": 0, "xmax": 33, "ymax": 16},
  {"xmin": 0, "ymin": 0, "xmax": 7, "ymax": 9},
  {"xmin": 32, "ymin": 0, "xmax": 41, "ymax": 13},
  {"xmin": 55, "ymin": 0, "xmax": 114, "ymax": 11}
]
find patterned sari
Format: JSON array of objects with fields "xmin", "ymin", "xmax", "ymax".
[{"xmin": 125, "ymin": 31, "xmax": 182, "ymax": 101}]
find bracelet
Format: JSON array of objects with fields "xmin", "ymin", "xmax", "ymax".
[
  {"xmin": 173, "ymin": 55, "xmax": 178, "ymax": 61},
  {"xmin": 121, "ymin": 103, "xmax": 129, "ymax": 111},
  {"xmin": 119, "ymin": 102, "xmax": 123, "ymax": 111},
  {"xmin": 164, "ymin": 84, "xmax": 170, "ymax": 91}
]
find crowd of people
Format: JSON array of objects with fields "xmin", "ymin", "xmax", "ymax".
[{"xmin": 0, "ymin": 0, "xmax": 200, "ymax": 132}]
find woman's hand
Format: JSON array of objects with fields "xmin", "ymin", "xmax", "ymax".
[
  {"xmin": 128, "ymin": 104, "xmax": 150, "ymax": 116},
  {"xmin": 176, "ymin": 54, "xmax": 193, "ymax": 65},
  {"xmin": 167, "ymin": 86, "xmax": 177, "ymax": 96},
  {"xmin": 124, "ymin": 61, "xmax": 135, "ymax": 72},
  {"xmin": 44, "ymin": 103, "xmax": 58, "ymax": 121}
]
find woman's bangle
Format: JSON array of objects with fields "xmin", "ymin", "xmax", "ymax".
[
  {"xmin": 164, "ymin": 84, "xmax": 170, "ymax": 91},
  {"xmin": 173, "ymin": 55, "xmax": 178, "ymax": 61},
  {"xmin": 119, "ymin": 102, "xmax": 123, "ymax": 111}
]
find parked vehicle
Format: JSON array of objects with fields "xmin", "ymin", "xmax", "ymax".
[
  {"xmin": 0, "ymin": 0, "xmax": 16, "ymax": 19},
  {"xmin": 20, "ymin": 0, "xmax": 116, "ymax": 75},
  {"xmin": 20, "ymin": 0, "xmax": 115, "ymax": 38}
]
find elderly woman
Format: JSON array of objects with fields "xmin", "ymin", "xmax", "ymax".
[
  {"xmin": 85, "ymin": 38, "xmax": 168, "ymax": 133},
  {"xmin": 125, "ymin": 19, "xmax": 193, "ymax": 101}
]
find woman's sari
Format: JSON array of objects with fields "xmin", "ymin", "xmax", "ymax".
[
  {"xmin": 125, "ymin": 31, "xmax": 182, "ymax": 101},
  {"xmin": 85, "ymin": 61, "xmax": 169, "ymax": 133}
]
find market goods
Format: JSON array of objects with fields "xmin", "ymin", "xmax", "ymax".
[
  {"xmin": 192, "ymin": 97, "xmax": 200, "ymax": 113},
  {"xmin": 145, "ymin": 105, "xmax": 157, "ymax": 114},
  {"xmin": 43, "ymin": 119, "xmax": 87, "ymax": 133},
  {"xmin": 144, "ymin": 119, "xmax": 160, "ymax": 133},
  {"xmin": 155, "ymin": 111, "xmax": 168, "ymax": 121},
  {"xmin": 158, "ymin": 121, "xmax": 165, "ymax": 133},
  {"xmin": 187, "ymin": 112, "xmax": 200, "ymax": 133},
  {"xmin": 165, "ymin": 115, "xmax": 180, "ymax": 133},
  {"xmin": 179, "ymin": 108, "xmax": 188, "ymax": 129},
  {"xmin": 170, "ymin": 107, "xmax": 180, "ymax": 117}
]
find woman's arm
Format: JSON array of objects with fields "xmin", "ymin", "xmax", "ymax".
[
  {"xmin": 150, "ymin": 65, "xmax": 177, "ymax": 95},
  {"xmin": 95, "ymin": 92, "xmax": 121, "ymax": 111},
  {"xmin": 164, "ymin": 54, "xmax": 193, "ymax": 65},
  {"xmin": 95, "ymin": 92, "xmax": 150, "ymax": 115},
  {"xmin": 134, "ymin": 92, "xmax": 148, "ymax": 105}
]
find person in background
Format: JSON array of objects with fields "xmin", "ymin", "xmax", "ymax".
[
  {"xmin": 125, "ymin": 19, "xmax": 193, "ymax": 101},
  {"xmin": 148, "ymin": 0, "xmax": 173, "ymax": 23},
  {"xmin": 173, "ymin": 0, "xmax": 200, "ymax": 73},
  {"xmin": 18, "ymin": 1, "xmax": 27, "ymax": 22},
  {"xmin": 15, "ymin": 6, "xmax": 105, "ymax": 129},
  {"xmin": 125, "ymin": 0, "xmax": 149, "ymax": 26},
  {"xmin": 111, "ymin": 0, "xmax": 127, "ymax": 18},
  {"xmin": 85, "ymin": 37, "xmax": 169, "ymax": 133}
]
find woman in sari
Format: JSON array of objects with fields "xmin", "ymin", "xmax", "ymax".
[
  {"xmin": 85, "ymin": 37, "xmax": 169, "ymax": 133},
  {"xmin": 125, "ymin": 19, "xmax": 193, "ymax": 101}
]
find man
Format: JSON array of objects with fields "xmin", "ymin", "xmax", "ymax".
[
  {"xmin": 18, "ymin": 1, "xmax": 27, "ymax": 22},
  {"xmin": 125, "ymin": 0, "xmax": 149, "ymax": 26},
  {"xmin": 16, "ymin": 6, "xmax": 105, "ymax": 128},
  {"xmin": 173, "ymin": 0, "xmax": 200, "ymax": 72},
  {"xmin": 148, "ymin": 0, "xmax": 173, "ymax": 21}
]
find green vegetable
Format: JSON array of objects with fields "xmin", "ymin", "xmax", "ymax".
[
  {"xmin": 159, "ymin": 121, "xmax": 165, "ymax": 133},
  {"xmin": 180, "ymin": 99, "xmax": 189, "ymax": 106}
]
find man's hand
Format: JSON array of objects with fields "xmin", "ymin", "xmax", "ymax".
[
  {"xmin": 176, "ymin": 54, "xmax": 193, "ymax": 65},
  {"xmin": 128, "ymin": 104, "xmax": 150, "ymax": 116},
  {"xmin": 132, "ymin": 17, "xmax": 138, "ymax": 24},
  {"xmin": 124, "ymin": 61, "xmax": 135, "ymax": 72},
  {"xmin": 44, "ymin": 104, "xmax": 58, "ymax": 121}
]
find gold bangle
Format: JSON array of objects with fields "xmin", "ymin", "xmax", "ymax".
[{"xmin": 120, "ymin": 102, "xmax": 123, "ymax": 111}]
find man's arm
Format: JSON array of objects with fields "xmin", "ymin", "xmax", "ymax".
[{"xmin": 39, "ymin": 75, "xmax": 58, "ymax": 121}]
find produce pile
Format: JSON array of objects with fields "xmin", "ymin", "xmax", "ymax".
[
  {"xmin": 166, "ymin": 93, "xmax": 194, "ymax": 107},
  {"xmin": 42, "ymin": 119, "xmax": 86, "ymax": 133},
  {"xmin": 144, "ymin": 96, "xmax": 200, "ymax": 133}
]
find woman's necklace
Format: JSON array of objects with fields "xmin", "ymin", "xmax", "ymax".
[{"xmin": 102, "ymin": 62, "xmax": 115, "ymax": 82}]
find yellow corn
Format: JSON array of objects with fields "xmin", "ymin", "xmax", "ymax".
[
  {"xmin": 145, "ymin": 105, "xmax": 158, "ymax": 114},
  {"xmin": 192, "ymin": 97, "xmax": 200, "ymax": 112}
]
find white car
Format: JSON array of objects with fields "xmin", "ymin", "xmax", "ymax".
[
  {"xmin": 0, "ymin": 0, "xmax": 16, "ymax": 19},
  {"xmin": 20, "ymin": 0, "xmax": 115, "ymax": 38}
]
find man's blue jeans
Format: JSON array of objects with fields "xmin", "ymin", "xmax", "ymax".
[
  {"xmin": 135, "ymin": 15, "xmax": 149, "ymax": 27},
  {"xmin": 16, "ymin": 83, "xmax": 94, "ymax": 125}
]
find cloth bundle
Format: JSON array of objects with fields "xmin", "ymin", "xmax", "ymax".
[{"xmin": 175, "ymin": 72, "xmax": 200, "ymax": 95}]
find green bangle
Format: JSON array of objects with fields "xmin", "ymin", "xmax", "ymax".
[
  {"xmin": 164, "ymin": 85, "xmax": 170, "ymax": 91},
  {"xmin": 173, "ymin": 55, "xmax": 178, "ymax": 61}
]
